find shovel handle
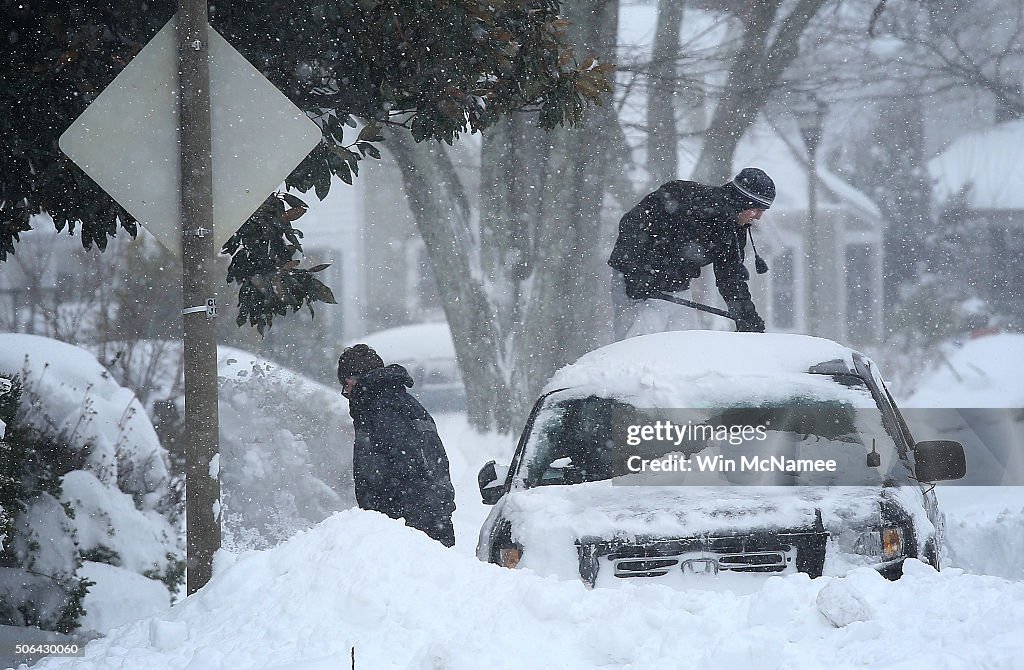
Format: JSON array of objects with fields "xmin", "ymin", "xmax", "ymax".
[{"xmin": 650, "ymin": 292, "xmax": 736, "ymax": 321}]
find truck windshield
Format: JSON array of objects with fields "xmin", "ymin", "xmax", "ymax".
[{"xmin": 520, "ymin": 381, "xmax": 913, "ymax": 488}]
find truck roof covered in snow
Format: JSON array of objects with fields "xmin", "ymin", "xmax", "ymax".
[{"xmin": 543, "ymin": 331, "xmax": 867, "ymax": 408}]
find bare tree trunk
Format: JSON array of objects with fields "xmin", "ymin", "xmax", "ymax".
[
  {"xmin": 647, "ymin": 0, "xmax": 685, "ymax": 189},
  {"xmin": 386, "ymin": 132, "xmax": 518, "ymax": 430},
  {"xmin": 478, "ymin": 115, "xmax": 549, "ymax": 426},
  {"xmin": 389, "ymin": 0, "xmax": 621, "ymax": 433},
  {"xmin": 693, "ymin": 0, "xmax": 827, "ymax": 184},
  {"xmin": 510, "ymin": 0, "xmax": 621, "ymax": 419}
]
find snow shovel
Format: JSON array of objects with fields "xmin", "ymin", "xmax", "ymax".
[{"xmin": 650, "ymin": 291, "xmax": 737, "ymax": 323}]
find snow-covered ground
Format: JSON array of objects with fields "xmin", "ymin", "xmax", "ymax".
[
  {"xmin": 15, "ymin": 410, "xmax": 1024, "ymax": 670},
  {"xmin": 21, "ymin": 506, "xmax": 1024, "ymax": 670},
  {"xmin": 10, "ymin": 333, "xmax": 1024, "ymax": 669}
]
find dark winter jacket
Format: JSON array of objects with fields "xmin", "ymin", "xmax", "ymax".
[
  {"xmin": 609, "ymin": 180, "xmax": 756, "ymax": 306},
  {"xmin": 347, "ymin": 364, "xmax": 456, "ymax": 546}
]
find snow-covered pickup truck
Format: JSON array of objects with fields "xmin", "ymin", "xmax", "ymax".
[{"xmin": 476, "ymin": 331, "xmax": 966, "ymax": 588}]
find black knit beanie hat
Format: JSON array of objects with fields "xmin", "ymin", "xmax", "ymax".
[
  {"xmin": 337, "ymin": 344, "xmax": 384, "ymax": 382},
  {"xmin": 724, "ymin": 167, "xmax": 775, "ymax": 210}
]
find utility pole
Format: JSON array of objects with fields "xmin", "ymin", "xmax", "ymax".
[
  {"xmin": 177, "ymin": 0, "xmax": 221, "ymax": 594},
  {"xmin": 61, "ymin": 0, "xmax": 319, "ymax": 594}
]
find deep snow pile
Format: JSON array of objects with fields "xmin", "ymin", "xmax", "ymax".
[
  {"xmin": 18, "ymin": 408, "xmax": 1024, "ymax": 670},
  {"xmin": 27, "ymin": 510, "xmax": 1024, "ymax": 670},
  {"xmin": 0, "ymin": 334, "xmax": 178, "ymax": 633}
]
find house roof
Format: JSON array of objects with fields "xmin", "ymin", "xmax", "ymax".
[
  {"xmin": 928, "ymin": 119, "xmax": 1024, "ymax": 210},
  {"xmin": 730, "ymin": 120, "xmax": 881, "ymax": 218}
]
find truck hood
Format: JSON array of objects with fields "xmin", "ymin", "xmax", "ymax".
[{"xmin": 494, "ymin": 481, "xmax": 891, "ymax": 578}]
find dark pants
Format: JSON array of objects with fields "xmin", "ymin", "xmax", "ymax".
[
  {"xmin": 407, "ymin": 514, "xmax": 456, "ymax": 547},
  {"xmin": 612, "ymin": 275, "xmax": 698, "ymax": 340}
]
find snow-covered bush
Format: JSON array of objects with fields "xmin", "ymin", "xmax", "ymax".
[
  {"xmin": 0, "ymin": 375, "xmax": 88, "ymax": 632},
  {"xmin": 0, "ymin": 335, "xmax": 182, "ymax": 633},
  {"xmin": 78, "ymin": 339, "xmax": 357, "ymax": 551}
]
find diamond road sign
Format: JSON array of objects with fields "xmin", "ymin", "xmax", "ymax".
[{"xmin": 59, "ymin": 17, "xmax": 321, "ymax": 258}]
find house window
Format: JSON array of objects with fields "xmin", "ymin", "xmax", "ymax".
[
  {"xmin": 845, "ymin": 243, "xmax": 877, "ymax": 344},
  {"xmin": 770, "ymin": 248, "xmax": 795, "ymax": 329}
]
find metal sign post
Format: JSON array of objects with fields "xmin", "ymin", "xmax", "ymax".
[
  {"xmin": 177, "ymin": 0, "xmax": 220, "ymax": 594},
  {"xmin": 59, "ymin": 1, "xmax": 321, "ymax": 595}
]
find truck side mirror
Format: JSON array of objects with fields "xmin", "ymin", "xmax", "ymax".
[
  {"xmin": 913, "ymin": 440, "xmax": 967, "ymax": 482},
  {"xmin": 478, "ymin": 460, "xmax": 510, "ymax": 505}
]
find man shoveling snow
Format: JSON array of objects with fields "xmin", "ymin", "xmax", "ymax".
[{"xmin": 609, "ymin": 167, "xmax": 776, "ymax": 338}]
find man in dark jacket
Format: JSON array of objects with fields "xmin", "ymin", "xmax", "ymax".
[
  {"xmin": 338, "ymin": 344, "xmax": 457, "ymax": 547},
  {"xmin": 609, "ymin": 167, "xmax": 775, "ymax": 338}
]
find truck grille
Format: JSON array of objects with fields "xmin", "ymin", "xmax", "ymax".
[
  {"xmin": 576, "ymin": 524, "xmax": 828, "ymax": 586},
  {"xmin": 611, "ymin": 548, "xmax": 795, "ymax": 578}
]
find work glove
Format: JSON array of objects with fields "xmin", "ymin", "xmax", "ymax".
[{"xmin": 727, "ymin": 300, "xmax": 766, "ymax": 333}]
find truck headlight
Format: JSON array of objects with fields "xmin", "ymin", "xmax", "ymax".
[
  {"xmin": 498, "ymin": 545, "xmax": 522, "ymax": 569},
  {"xmin": 854, "ymin": 526, "xmax": 905, "ymax": 561}
]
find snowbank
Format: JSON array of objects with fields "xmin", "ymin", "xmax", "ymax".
[
  {"xmin": 905, "ymin": 333, "xmax": 1024, "ymax": 408},
  {"xmin": 78, "ymin": 562, "xmax": 169, "ymax": 634},
  {"xmin": 28, "ymin": 510, "xmax": 1024, "ymax": 670},
  {"xmin": 0, "ymin": 334, "xmax": 169, "ymax": 503},
  {"xmin": 0, "ymin": 334, "xmax": 177, "ymax": 633}
]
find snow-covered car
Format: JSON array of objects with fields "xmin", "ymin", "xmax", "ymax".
[
  {"xmin": 351, "ymin": 323, "xmax": 466, "ymax": 413},
  {"xmin": 476, "ymin": 331, "xmax": 966, "ymax": 587}
]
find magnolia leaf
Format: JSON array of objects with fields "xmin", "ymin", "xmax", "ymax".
[
  {"xmin": 357, "ymin": 122, "xmax": 381, "ymax": 141},
  {"xmin": 282, "ymin": 206, "xmax": 307, "ymax": 222},
  {"xmin": 310, "ymin": 278, "xmax": 338, "ymax": 304}
]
